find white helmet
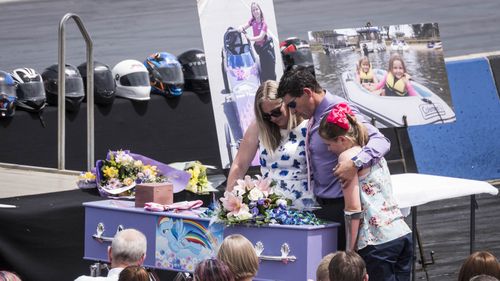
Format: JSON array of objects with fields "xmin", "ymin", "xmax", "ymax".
[{"xmin": 112, "ymin": 59, "xmax": 150, "ymax": 100}]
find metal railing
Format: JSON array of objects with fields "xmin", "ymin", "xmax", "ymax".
[{"xmin": 58, "ymin": 13, "xmax": 94, "ymax": 171}]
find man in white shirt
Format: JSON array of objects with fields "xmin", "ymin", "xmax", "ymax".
[{"xmin": 75, "ymin": 228, "xmax": 147, "ymax": 281}]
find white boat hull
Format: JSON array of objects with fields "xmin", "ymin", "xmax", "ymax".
[
  {"xmin": 391, "ymin": 42, "xmax": 410, "ymax": 51},
  {"xmin": 341, "ymin": 69, "xmax": 456, "ymax": 128}
]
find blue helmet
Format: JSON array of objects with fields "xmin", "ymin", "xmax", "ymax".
[
  {"xmin": 0, "ymin": 70, "xmax": 17, "ymax": 118},
  {"xmin": 144, "ymin": 52, "xmax": 184, "ymax": 98}
]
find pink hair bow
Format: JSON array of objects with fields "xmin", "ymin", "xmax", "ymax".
[{"xmin": 326, "ymin": 103, "xmax": 354, "ymax": 130}]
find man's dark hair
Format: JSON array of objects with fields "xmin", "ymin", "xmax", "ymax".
[
  {"xmin": 328, "ymin": 251, "xmax": 367, "ymax": 281},
  {"xmin": 277, "ymin": 65, "xmax": 322, "ymax": 98}
]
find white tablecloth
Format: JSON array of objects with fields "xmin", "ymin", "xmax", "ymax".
[{"xmin": 391, "ymin": 173, "xmax": 498, "ymax": 209}]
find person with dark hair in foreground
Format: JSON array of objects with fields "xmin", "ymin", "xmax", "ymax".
[
  {"xmin": 193, "ymin": 258, "xmax": 235, "ymax": 281},
  {"xmin": 118, "ymin": 266, "xmax": 158, "ymax": 281},
  {"xmin": 458, "ymin": 251, "xmax": 500, "ymax": 281},
  {"xmin": 328, "ymin": 251, "xmax": 368, "ymax": 281}
]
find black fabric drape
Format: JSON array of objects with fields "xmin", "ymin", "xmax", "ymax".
[
  {"xmin": 0, "ymin": 189, "xmax": 219, "ymax": 281},
  {"xmin": 0, "ymin": 92, "xmax": 221, "ymax": 171}
]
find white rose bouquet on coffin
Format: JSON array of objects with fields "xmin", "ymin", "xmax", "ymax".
[
  {"xmin": 213, "ymin": 175, "xmax": 325, "ymax": 226},
  {"xmin": 216, "ymin": 175, "xmax": 289, "ymax": 225}
]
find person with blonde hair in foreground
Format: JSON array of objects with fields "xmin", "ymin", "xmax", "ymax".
[
  {"xmin": 316, "ymin": 252, "xmax": 338, "ymax": 281},
  {"xmin": 217, "ymin": 234, "xmax": 259, "ymax": 281}
]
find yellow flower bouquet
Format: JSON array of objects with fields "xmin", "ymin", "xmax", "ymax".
[
  {"xmin": 90, "ymin": 150, "xmax": 191, "ymax": 198},
  {"xmin": 169, "ymin": 161, "xmax": 219, "ymax": 194}
]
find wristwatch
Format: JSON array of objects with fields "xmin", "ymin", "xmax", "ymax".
[{"xmin": 352, "ymin": 156, "xmax": 364, "ymax": 171}]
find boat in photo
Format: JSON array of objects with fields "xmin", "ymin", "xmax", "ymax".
[
  {"xmin": 340, "ymin": 69, "xmax": 456, "ymax": 127},
  {"xmin": 220, "ymin": 27, "xmax": 260, "ymax": 130},
  {"xmin": 391, "ymin": 39, "xmax": 410, "ymax": 51},
  {"xmin": 356, "ymin": 27, "xmax": 386, "ymax": 53},
  {"xmin": 433, "ymin": 41, "xmax": 443, "ymax": 49},
  {"xmin": 427, "ymin": 41, "xmax": 443, "ymax": 50}
]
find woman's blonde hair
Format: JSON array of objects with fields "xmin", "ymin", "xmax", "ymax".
[
  {"xmin": 254, "ymin": 80, "xmax": 301, "ymax": 153},
  {"xmin": 316, "ymin": 252, "xmax": 338, "ymax": 281},
  {"xmin": 217, "ymin": 234, "xmax": 259, "ymax": 280}
]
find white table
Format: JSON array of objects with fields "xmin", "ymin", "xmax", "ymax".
[
  {"xmin": 392, "ymin": 173, "xmax": 498, "ymax": 209},
  {"xmin": 390, "ymin": 173, "xmax": 498, "ymax": 281}
]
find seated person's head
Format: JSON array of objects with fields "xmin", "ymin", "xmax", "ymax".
[
  {"xmin": 458, "ymin": 251, "xmax": 500, "ymax": 281},
  {"xmin": 0, "ymin": 271, "xmax": 22, "ymax": 281},
  {"xmin": 109, "ymin": 229, "xmax": 147, "ymax": 268},
  {"xmin": 328, "ymin": 251, "xmax": 368, "ymax": 281},
  {"xmin": 118, "ymin": 265, "xmax": 158, "ymax": 281},
  {"xmin": 317, "ymin": 253, "xmax": 337, "ymax": 281},
  {"xmin": 217, "ymin": 234, "xmax": 259, "ymax": 281},
  {"xmin": 470, "ymin": 275, "xmax": 500, "ymax": 281},
  {"xmin": 193, "ymin": 258, "xmax": 235, "ymax": 281}
]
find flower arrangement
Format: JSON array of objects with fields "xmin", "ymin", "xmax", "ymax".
[
  {"xmin": 76, "ymin": 171, "xmax": 97, "ymax": 189},
  {"xmin": 96, "ymin": 150, "xmax": 167, "ymax": 197},
  {"xmin": 184, "ymin": 161, "xmax": 210, "ymax": 194},
  {"xmin": 215, "ymin": 175, "xmax": 323, "ymax": 226}
]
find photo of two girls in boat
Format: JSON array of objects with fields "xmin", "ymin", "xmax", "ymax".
[{"xmin": 308, "ymin": 23, "xmax": 456, "ymax": 128}]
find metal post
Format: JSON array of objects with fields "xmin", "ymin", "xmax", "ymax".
[
  {"xmin": 411, "ymin": 206, "xmax": 417, "ymax": 281},
  {"xmin": 470, "ymin": 195, "xmax": 477, "ymax": 254},
  {"xmin": 58, "ymin": 13, "xmax": 94, "ymax": 171}
]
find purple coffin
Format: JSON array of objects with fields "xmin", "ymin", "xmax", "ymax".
[
  {"xmin": 83, "ymin": 200, "xmax": 339, "ymax": 280},
  {"xmin": 83, "ymin": 200, "xmax": 224, "ymax": 272},
  {"xmin": 225, "ymin": 222, "xmax": 339, "ymax": 281}
]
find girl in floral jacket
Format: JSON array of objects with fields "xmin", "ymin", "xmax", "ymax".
[{"xmin": 318, "ymin": 103, "xmax": 412, "ymax": 281}]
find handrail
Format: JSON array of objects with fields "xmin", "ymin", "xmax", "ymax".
[{"xmin": 58, "ymin": 13, "xmax": 94, "ymax": 171}]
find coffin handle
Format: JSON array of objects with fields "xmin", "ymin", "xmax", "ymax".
[
  {"xmin": 254, "ymin": 241, "xmax": 297, "ymax": 263},
  {"xmin": 92, "ymin": 223, "xmax": 124, "ymax": 243}
]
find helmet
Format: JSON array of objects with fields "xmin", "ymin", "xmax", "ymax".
[
  {"xmin": 42, "ymin": 64, "xmax": 85, "ymax": 112},
  {"xmin": 112, "ymin": 59, "xmax": 150, "ymax": 101},
  {"xmin": 0, "ymin": 70, "xmax": 17, "ymax": 118},
  {"xmin": 11, "ymin": 68, "xmax": 46, "ymax": 113},
  {"xmin": 280, "ymin": 37, "xmax": 315, "ymax": 74},
  {"xmin": 78, "ymin": 61, "xmax": 116, "ymax": 105},
  {"xmin": 144, "ymin": 52, "xmax": 184, "ymax": 98},
  {"xmin": 178, "ymin": 49, "xmax": 210, "ymax": 95}
]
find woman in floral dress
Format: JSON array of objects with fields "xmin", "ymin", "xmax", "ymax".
[{"xmin": 226, "ymin": 80, "xmax": 315, "ymax": 210}]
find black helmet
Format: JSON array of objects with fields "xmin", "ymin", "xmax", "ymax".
[
  {"xmin": 78, "ymin": 61, "xmax": 116, "ymax": 105},
  {"xmin": 178, "ymin": 49, "xmax": 210, "ymax": 95},
  {"xmin": 11, "ymin": 68, "xmax": 46, "ymax": 113},
  {"xmin": 144, "ymin": 52, "xmax": 184, "ymax": 98},
  {"xmin": 0, "ymin": 70, "xmax": 17, "ymax": 118},
  {"xmin": 42, "ymin": 64, "xmax": 85, "ymax": 112},
  {"xmin": 280, "ymin": 37, "xmax": 315, "ymax": 74}
]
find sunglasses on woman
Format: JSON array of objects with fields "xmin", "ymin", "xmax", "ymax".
[{"xmin": 262, "ymin": 107, "xmax": 282, "ymax": 120}]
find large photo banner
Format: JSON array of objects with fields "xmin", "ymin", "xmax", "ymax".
[
  {"xmin": 197, "ymin": 0, "xmax": 283, "ymax": 169},
  {"xmin": 308, "ymin": 23, "xmax": 456, "ymax": 128}
]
